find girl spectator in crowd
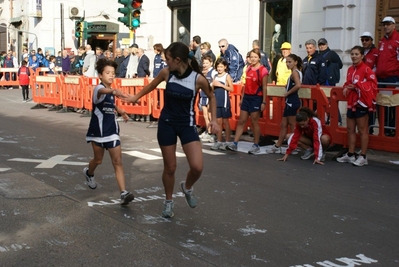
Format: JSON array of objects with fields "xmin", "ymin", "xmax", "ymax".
[
  {"xmin": 200, "ymin": 42, "xmax": 216, "ymax": 64},
  {"xmin": 336, "ymin": 45, "xmax": 377, "ymax": 167},
  {"xmin": 153, "ymin": 43, "xmax": 164, "ymax": 78},
  {"xmin": 84, "ymin": 58, "xmax": 134, "ymax": 205},
  {"xmin": 267, "ymin": 54, "xmax": 302, "ymax": 154},
  {"xmin": 18, "ymin": 60, "xmax": 31, "ymax": 102},
  {"xmin": 199, "ymin": 55, "xmax": 217, "ymax": 143},
  {"xmin": 227, "ymin": 48, "xmax": 268, "ymax": 154},
  {"xmin": 122, "ymin": 42, "xmax": 219, "ymax": 218},
  {"xmin": 48, "ymin": 56, "xmax": 56, "ymax": 74},
  {"xmin": 278, "ymin": 107, "xmax": 331, "ymax": 165},
  {"xmin": 210, "ymin": 57, "xmax": 233, "ymax": 150}
]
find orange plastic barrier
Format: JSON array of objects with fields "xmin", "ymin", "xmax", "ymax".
[
  {"xmin": 62, "ymin": 75, "xmax": 84, "ymax": 109},
  {"xmin": 31, "ymin": 74, "xmax": 63, "ymax": 106},
  {"xmin": 0, "ymin": 68, "xmax": 20, "ymax": 87},
  {"xmin": 82, "ymin": 77, "xmax": 100, "ymax": 111},
  {"xmin": 329, "ymin": 87, "xmax": 399, "ymax": 153},
  {"xmin": 114, "ymin": 78, "xmax": 151, "ymax": 116}
]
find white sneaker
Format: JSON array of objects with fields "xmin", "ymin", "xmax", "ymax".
[
  {"xmin": 336, "ymin": 153, "xmax": 356, "ymax": 163},
  {"xmin": 266, "ymin": 144, "xmax": 281, "ymax": 154},
  {"xmin": 353, "ymin": 155, "xmax": 368, "ymax": 166},
  {"xmin": 219, "ymin": 142, "xmax": 228, "ymax": 151},
  {"xmin": 301, "ymin": 148, "xmax": 314, "ymax": 160},
  {"xmin": 248, "ymin": 144, "xmax": 260, "ymax": 154},
  {"xmin": 211, "ymin": 141, "xmax": 223, "ymax": 150}
]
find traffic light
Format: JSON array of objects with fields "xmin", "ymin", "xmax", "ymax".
[
  {"xmin": 117, "ymin": 0, "xmax": 132, "ymax": 27},
  {"xmin": 131, "ymin": 0, "xmax": 142, "ymax": 29},
  {"xmin": 74, "ymin": 20, "xmax": 82, "ymax": 38},
  {"xmin": 83, "ymin": 21, "xmax": 93, "ymax": 39}
]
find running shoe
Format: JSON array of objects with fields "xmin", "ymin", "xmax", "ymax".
[
  {"xmin": 301, "ymin": 148, "xmax": 314, "ymax": 160},
  {"xmin": 120, "ymin": 191, "xmax": 135, "ymax": 206},
  {"xmin": 180, "ymin": 181, "xmax": 197, "ymax": 208},
  {"xmin": 219, "ymin": 142, "xmax": 228, "ymax": 151},
  {"xmin": 336, "ymin": 153, "xmax": 356, "ymax": 163},
  {"xmin": 226, "ymin": 142, "xmax": 238, "ymax": 151},
  {"xmin": 248, "ymin": 144, "xmax": 260, "ymax": 154},
  {"xmin": 266, "ymin": 144, "xmax": 281, "ymax": 154},
  {"xmin": 352, "ymin": 155, "xmax": 368, "ymax": 166},
  {"xmin": 83, "ymin": 167, "xmax": 97, "ymax": 189},
  {"xmin": 320, "ymin": 152, "xmax": 326, "ymax": 162},
  {"xmin": 162, "ymin": 201, "xmax": 174, "ymax": 218},
  {"xmin": 211, "ymin": 141, "xmax": 223, "ymax": 150}
]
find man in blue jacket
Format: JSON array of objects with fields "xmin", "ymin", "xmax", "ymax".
[
  {"xmin": 218, "ymin": 38, "xmax": 244, "ymax": 83},
  {"xmin": 302, "ymin": 39, "xmax": 327, "ymax": 85}
]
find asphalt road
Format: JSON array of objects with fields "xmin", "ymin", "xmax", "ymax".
[{"xmin": 0, "ymin": 89, "xmax": 398, "ymax": 267}]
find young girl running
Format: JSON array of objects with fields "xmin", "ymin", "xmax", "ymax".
[
  {"xmin": 278, "ymin": 107, "xmax": 332, "ymax": 165},
  {"xmin": 226, "ymin": 48, "xmax": 268, "ymax": 154},
  {"xmin": 84, "ymin": 58, "xmax": 134, "ymax": 206},
  {"xmin": 122, "ymin": 42, "xmax": 219, "ymax": 218},
  {"xmin": 267, "ymin": 53, "xmax": 302, "ymax": 154},
  {"xmin": 211, "ymin": 57, "xmax": 233, "ymax": 150},
  {"xmin": 199, "ymin": 55, "xmax": 217, "ymax": 143}
]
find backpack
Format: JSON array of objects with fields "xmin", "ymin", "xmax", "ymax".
[{"xmin": 246, "ymin": 65, "xmax": 266, "ymax": 95}]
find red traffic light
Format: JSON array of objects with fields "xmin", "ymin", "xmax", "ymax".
[{"xmin": 131, "ymin": 0, "xmax": 142, "ymax": 9}]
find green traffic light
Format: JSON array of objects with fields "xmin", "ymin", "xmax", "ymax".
[
  {"xmin": 132, "ymin": 19, "xmax": 140, "ymax": 28},
  {"xmin": 75, "ymin": 32, "xmax": 81, "ymax": 38}
]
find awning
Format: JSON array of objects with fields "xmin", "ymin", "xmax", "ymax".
[{"xmin": 10, "ymin": 16, "xmax": 23, "ymax": 25}]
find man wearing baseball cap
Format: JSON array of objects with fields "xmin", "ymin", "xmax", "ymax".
[
  {"xmin": 273, "ymin": 42, "xmax": 292, "ymax": 85},
  {"xmin": 360, "ymin": 31, "xmax": 379, "ymax": 134},
  {"xmin": 317, "ymin": 38, "xmax": 343, "ymax": 86},
  {"xmin": 360, "ymin": 32, "xmax": 378, "ymax": 71},
  {"xmin": 376, "ymin": 16, "xmax": 399, "ymax": 136}
]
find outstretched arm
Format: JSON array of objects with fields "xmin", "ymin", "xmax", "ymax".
[{"xmin": 122, "ymin": 67, "xmax": 169, "ymax": 104}]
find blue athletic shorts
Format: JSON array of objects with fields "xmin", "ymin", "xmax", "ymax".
[
  {"xmin": 200, "ymin": 97, "xmax": 209, "ymax": 106},
  {"xmin": 241, "ymin": 94, "xmax": 262, "ymax": 113},
  {"xmin": 92, "ymin": 140, "xmax": 121, "ymax": 150},
  {"xmin": 347, "ymin": 108, "xmax": 368, "ymax": 119},
  {"xmin": 216, "ymin": 107, "xmax": 232, "ymax": 119},
  {"xmin": 283, "ymin": 102, "xmax": 300, "ymax": 117},
  {"xmin": 157, "ymin": 119, "xmax": 200, "ymax": 146}
]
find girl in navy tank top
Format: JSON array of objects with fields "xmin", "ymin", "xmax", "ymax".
[{"xmin": 122, "ymin": 42, "xmax": 220, "ymax": 218}]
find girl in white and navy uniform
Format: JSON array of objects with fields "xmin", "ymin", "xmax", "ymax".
[
  {"xmin": 122, "ymin": 42, "xmax": 220, "ymax": 218},
  {"xmin": 84, "ymin": 58, "xmax": 134, "ymax": 206},
  {"xmin": 211, "ymin": 57, "xmax": 233, "ymax": 150}
]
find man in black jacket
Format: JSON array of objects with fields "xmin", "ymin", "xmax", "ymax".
[
  {"xmin": 136, "ymin": 48, "xmax": 150, "ymax": 77},
  {"xmin": 302, "ymin": 39, "xmax": 327, "ymax": 86},
  {"xmin": 317, "ymin": 38, "xmax": 343, "ymax": 86}
]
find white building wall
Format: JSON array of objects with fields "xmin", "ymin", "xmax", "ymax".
[{"xmin": 1, "ymin": 0, "xmax": 378, "ymax": 77}]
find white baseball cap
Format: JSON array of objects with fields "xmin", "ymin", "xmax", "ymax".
[
  {"xmin": 382, "ymin": 16, "xmax": 395, "ymax": 24},
  {"xmin": 360, "ymin": 31, "xmax": 373, "ymax": 40}
]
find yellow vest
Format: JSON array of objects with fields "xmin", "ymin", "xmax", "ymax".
[{"xmin": 276, "ymin": 57, "xmax": 291, "ymax": 85}]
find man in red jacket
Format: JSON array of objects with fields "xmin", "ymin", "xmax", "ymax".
[{"xmin": 376, "ymin": 16, "xmax": 399, "ymax": 136}]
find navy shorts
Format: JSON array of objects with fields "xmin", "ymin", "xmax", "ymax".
[
  {"xmin": 216, "ymin": 107, "xmax": 232, "ymax": 119},
  {"xmin": 92, "ymin": 140, "xmax": 121, "ymax": 150},
  {"xmin": 347, "ymin": 108, "xmax": 368, "ymax": 119},
  {"xmin": 241, "ymin": 94, "xmax": 262, "ymax": 113},
  {"xmin": 283, "ymin": 102, "xmax": 300, "ymax": 117},
  {"xmin": 200, "ymin": 97, "xmax": 209, "ymax": 106},
  {"xmin": 157, "ymin": 119, "xmax": 200, "ymax": 146}
]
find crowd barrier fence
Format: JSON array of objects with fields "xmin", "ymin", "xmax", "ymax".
[{"xmin": 10, "ymin": 74, "xmax": 399, "ymax": 153}]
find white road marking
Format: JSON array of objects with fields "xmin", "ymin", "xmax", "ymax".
[
  {"xmin": 123, "ymin": 151, "xmax": 162, "ymax": 160},
  {"xmin": 8, "ymin": 155, "xmax": 87, "ymax": 168},
  {"xmin": 0, "ymin": 168, "xmax": 11, "ymax": 172},
  {"xmin": 0, "ymin": 137, "xmax": 17, "ymax": 144}
]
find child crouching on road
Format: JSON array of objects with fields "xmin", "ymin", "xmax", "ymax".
[
  {"xmin": 84, "ymin": 58, "xmax": 134, "ymax": 205},
  {"xmin": 278, "ymin": 107, "xmax": 331, "ymax": 165}
]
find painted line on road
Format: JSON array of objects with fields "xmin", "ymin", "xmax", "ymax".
[
  {"xmin": 8, "ymin": 155, "xmax": 87, "ymax": 168},
  {"xmin": 0, "ymin": 168, "xmax": 12, "ymax": 172}
]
